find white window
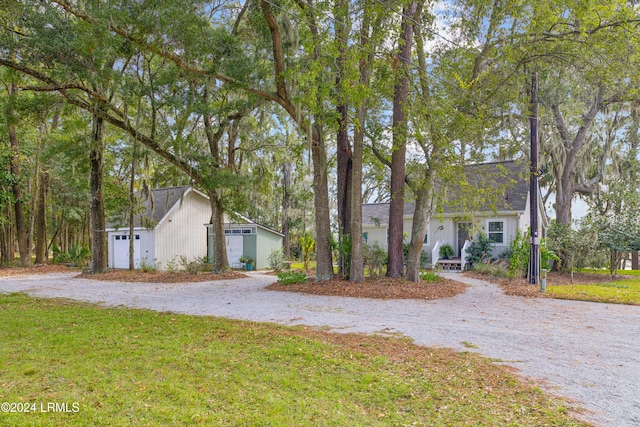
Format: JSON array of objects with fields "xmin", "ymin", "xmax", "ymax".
[
  {"xmin": 225, "ymin": 227, "xmax": 256, "ymax": 235},
  {"xmin": 488, "ymin": 220, "xmax": 505, "ymax": 244}
]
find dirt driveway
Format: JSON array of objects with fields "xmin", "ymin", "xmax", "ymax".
[{"xmin": 1, "ymin": 272, "xmax": 639, "ymax": 427}]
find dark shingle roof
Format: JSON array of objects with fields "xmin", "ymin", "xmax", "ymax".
[
  {"xmin": 107, "ymin": 186, "xmax": 198, "ymax": 229},
  {"xmin": 362, "ymin": 160, "xmax": 529, "ymax": 225}
]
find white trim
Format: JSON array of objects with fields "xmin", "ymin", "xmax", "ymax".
[{"xmin": 486, "ymin": 218, "xmax": 506, "ymax": 245}]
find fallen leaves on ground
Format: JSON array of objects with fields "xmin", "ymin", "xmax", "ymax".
[
  {"xmin": 77, "ymin": 270, "xmax": 248, "ymax": 283},
  {"xmin": 0, "ymin": 264, "xmax": 71, "ymax": 277},
  {"xmin": 0, "ymin": 264, "xmax": 248, "ymax": 283},
  {"xmin": 267, "ymin": 275, "xmax": 468, "ymax": 300},
  {"xmin": 464, "ymin": 271, "xmax": 628, "ymax": 298}
]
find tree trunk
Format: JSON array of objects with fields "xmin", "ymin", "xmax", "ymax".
[
  {"xmin": 406, "ymin": 172, "xmax": 437, "ymax": 282},
  {"xmin": 350, "ymin": 3, "xmax": 375, "ymax": 284},
  {"xmin": 208, "ymin": 190, "xmax": 229, "ymax": 274},
  {"xmin": 34, "ymin": 172, "xmax": 49, "ymax": 263},
  {"xmin": 7, "ymin": 82, "xmax": 30, "ymax": 267},
  {"xmin": 387, "ymin": 1, "xmax": 417, "ymax": 278},
  {"xmin": 351, "ymin": 101, "xmax": 366, "ymax": 284},
  {"xmin": 550, "ymin": 89, "xmax": 602, "ymax": 225},
  {"xmin": 0, "ymin": 204, "xmax": 12, "ymax": 265},
  {"xmin": 336, "ymin": 100, "xmax": 352, "ymax": 278},
  {"xmin": 129, "ymin": 140, "xmax": 137, "ymax": 270},
  {"xmin": 335, "ymin": 0, "xmax": 352, "ymax": 278},
  {"xmin": 89, "ymin": 113, "xmax": 108, "ymax": 273},
  {"xmin": 311, "ymin": 123, "xmax": 334, "ymax": 281},
  {"xmin": 282, "ymin": 161, "xmax": 292, "ymax": 258}
]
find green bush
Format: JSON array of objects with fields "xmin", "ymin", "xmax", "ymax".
[
  {"xmin": 472, "ymin": 262, "xmax": 508, "ymax": 278},
  {"xmin": 466, "ymin": 232, "xmax": 493, "ymax": 265},
  {"xmin": 52, "ymin": 245, "xmax": 70, "ymax": 263},
  {"xmin": 165, "ymin": 256, "xmax": 179, "ymax": 273},
  {"xmin": 140, "ymin": 258, "xmax": 158, "ymax": 273},
  {"xmin": 277, "ymin": 270, "xmax": 307, "ymax": 285},
  {"xmin": 419, "ymin": 271, "xmax": 441, "ymax": 283},
  {"xmin": 363, "ymin": 242, "xmax": 386, "ymax": 278},
  {"xmin": 179, "ymin": 255, "xmax": 206, "ymax": 275},
  {"xmin": 508, "ymin": 229, "xmax": 529, "ymax": 278},
  {"xmin": 439, "ymin": 243, "xmax": 454, "ymax": 259},
  {"xmin": 267, "ymin": 249, "xmax": 286, "ymax": 272}
]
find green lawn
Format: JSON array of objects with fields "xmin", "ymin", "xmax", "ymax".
[
  {"xmin": 548, "ymin": 278, "xmax": 640, "ymax": 305},
  {"xmin": 0, "ymin": 294, "xmax": 585, "ymax": 426},
  {"xmin": 579, "ymin": 268, "xmax": 640, "ymax": 277}
]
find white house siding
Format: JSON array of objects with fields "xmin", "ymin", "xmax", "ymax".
[
  {"xmin": 363, "ymin": 213, "xmax": 522, "ymax": 261},
  {"xmin": 153, "ymin": 191, "xmax": 211, "ymax": 268},
  {"xmin": 363, "ymin": 226, "xmax": 388, "ymax": 249}
]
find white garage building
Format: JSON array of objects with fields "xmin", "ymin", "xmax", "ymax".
[{"xmin": 106, "ymin": 186, "xmax": 211, "ymax": 270}]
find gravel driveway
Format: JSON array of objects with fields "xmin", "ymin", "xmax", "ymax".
[{"xmin": 1, "ymin": 272, "xmax": 639, "ymax": 426}]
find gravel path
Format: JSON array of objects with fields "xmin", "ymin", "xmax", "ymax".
[{"xmin": 1, "ymin": 272, "xmax": 639, "ymax": 426}]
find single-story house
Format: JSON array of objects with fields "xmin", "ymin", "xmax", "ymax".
[
  {"xmin": 362, "ymin": 160, "xmax": 548, "ymax": 269},
  {"xmin": 106, "ymin": 186, "xmax": 211, "ymax": 269},
  {"xmin": 206, "ymin": 216, "xmax": 284, "ymax": 270}
]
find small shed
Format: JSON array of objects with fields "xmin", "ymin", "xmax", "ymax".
[
  {"xmin": 106, "ymin": 186, "xmax": 211, "ymax": 270},
  {"xmin": 207, "ymin": 216, "xmax": 284, "ymax": 270}
]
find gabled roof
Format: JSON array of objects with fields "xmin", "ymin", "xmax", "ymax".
[
  {"xmin": 363, "ymin": 160, "xmax": 530, "ymax": 226},
  {"xmin": 107, "ymin": 186, "xmax": 207, "ymax": 230},
  {"xmin": 443, "ymin": 160, "xmax": 529, "ymax": 213}
]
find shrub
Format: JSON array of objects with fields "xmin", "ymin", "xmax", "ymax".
[
  {"xmin": 300, "ymin": 234, "xmax": 315, "ymax": 273},
  {"xmin": 276, "ymin": 270, "xmax": 307, "ymax": 285},
  {"xmin": 439, "ymin": 243, "xmax": 454, "ymax": 259},
  {"xmin": 472, "ymin": 262, "xmax": 508, "ymax": 278},
  {"xmin": 363, "ymin": 242, "xmax": 386, "ymax": 278},
  {"xmin": 267, "ymin": 249, "xmax": 286, "ymax": 272},
  {"xmin": 508, "ymin": 229, "xmax": 529, "ymax": 278},
  {"xmin": 140, "ymin": 258, "xmax": 157, "ymax": 273},
  {"xmin": 466, "ymin": 232, "xmax": 493, "ymax": 265},
  {"xmin": 165, "ymin": 256, "xmax": 179, "ymax": 273},
  {"xmin": 419, "ymin": 271, "xmax": 441, "ymax": 283},
  {"xmin": 52, "ymin": 245, "xmax": 70, "ymax": 263},
  {"xmin": 69, "ymin": 246, "xmax": 91, "ymax": 268},
  {"xmin": 179, "ymin": 255, "xmax": 206, "ymax": 275},
  {"xmin": 540, "ymin": 241, "xmax": 560, "ymax": 271}
]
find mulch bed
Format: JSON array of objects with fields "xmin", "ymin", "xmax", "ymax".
[
  {"xmin": 0, "ymin": 264, "xmax": 72, "ymax": 277},
  {"xmin": 77, "ymin": 270, "xmax": 248, "ymax": 283},
  {"xmin": 0, "ymin": 264, "xmax": 248, "ymax": 283},
  {"xmin": 266, "ymin": 276, "xmax": 468, "ymax": 300},
  {"xmin": 465, "ymin": 271, "xmax": 629, "ymax": 298}
]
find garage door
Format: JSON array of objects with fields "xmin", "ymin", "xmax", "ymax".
[
  {"xmin": 226, "ymin": 235, "xmax": 243, "ymax": 267},
  {"xmin": 112, "ymin": 234, "xmax": 141, "ymax": 269}
]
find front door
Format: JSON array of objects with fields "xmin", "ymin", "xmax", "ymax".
[{"xmin": 457, "ymin": 223, "xmax": 473, "ymax": 257}]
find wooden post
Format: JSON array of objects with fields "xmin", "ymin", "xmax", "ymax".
[{"xmin": 529, "ymin": 73, "xmax": 540, "ymax": 285}]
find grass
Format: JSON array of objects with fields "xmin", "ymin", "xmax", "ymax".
[
  {"xmin": 0, "ymin": 293, "xmax": 586, "ymax": 426},
  {"xmin": 579, "ymin": 268, "xmax": 640, "ymax": 277},
  {"xmin": 547, "ymin": 278, "xmax": 640, "ymax": 305}
]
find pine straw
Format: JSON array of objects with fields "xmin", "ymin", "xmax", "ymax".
[
  {"xmin": 464, "ymin": 271, "xmax": 628, "ymax": 298},
  {"xmin": 267, "ymin": 275, "xmax": 468, "ymax": 300},
  {"xmin": 0, "ymin": 264, "xmax": 248, "ymax": 283},
  {"xmin": 77, "ymin": 269, "xmax": 248, "ymax": 283}
]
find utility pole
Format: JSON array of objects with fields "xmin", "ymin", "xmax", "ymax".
[{"xmin": 529, "ymin": 73, "xmax": 540, "ymax": 285}]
